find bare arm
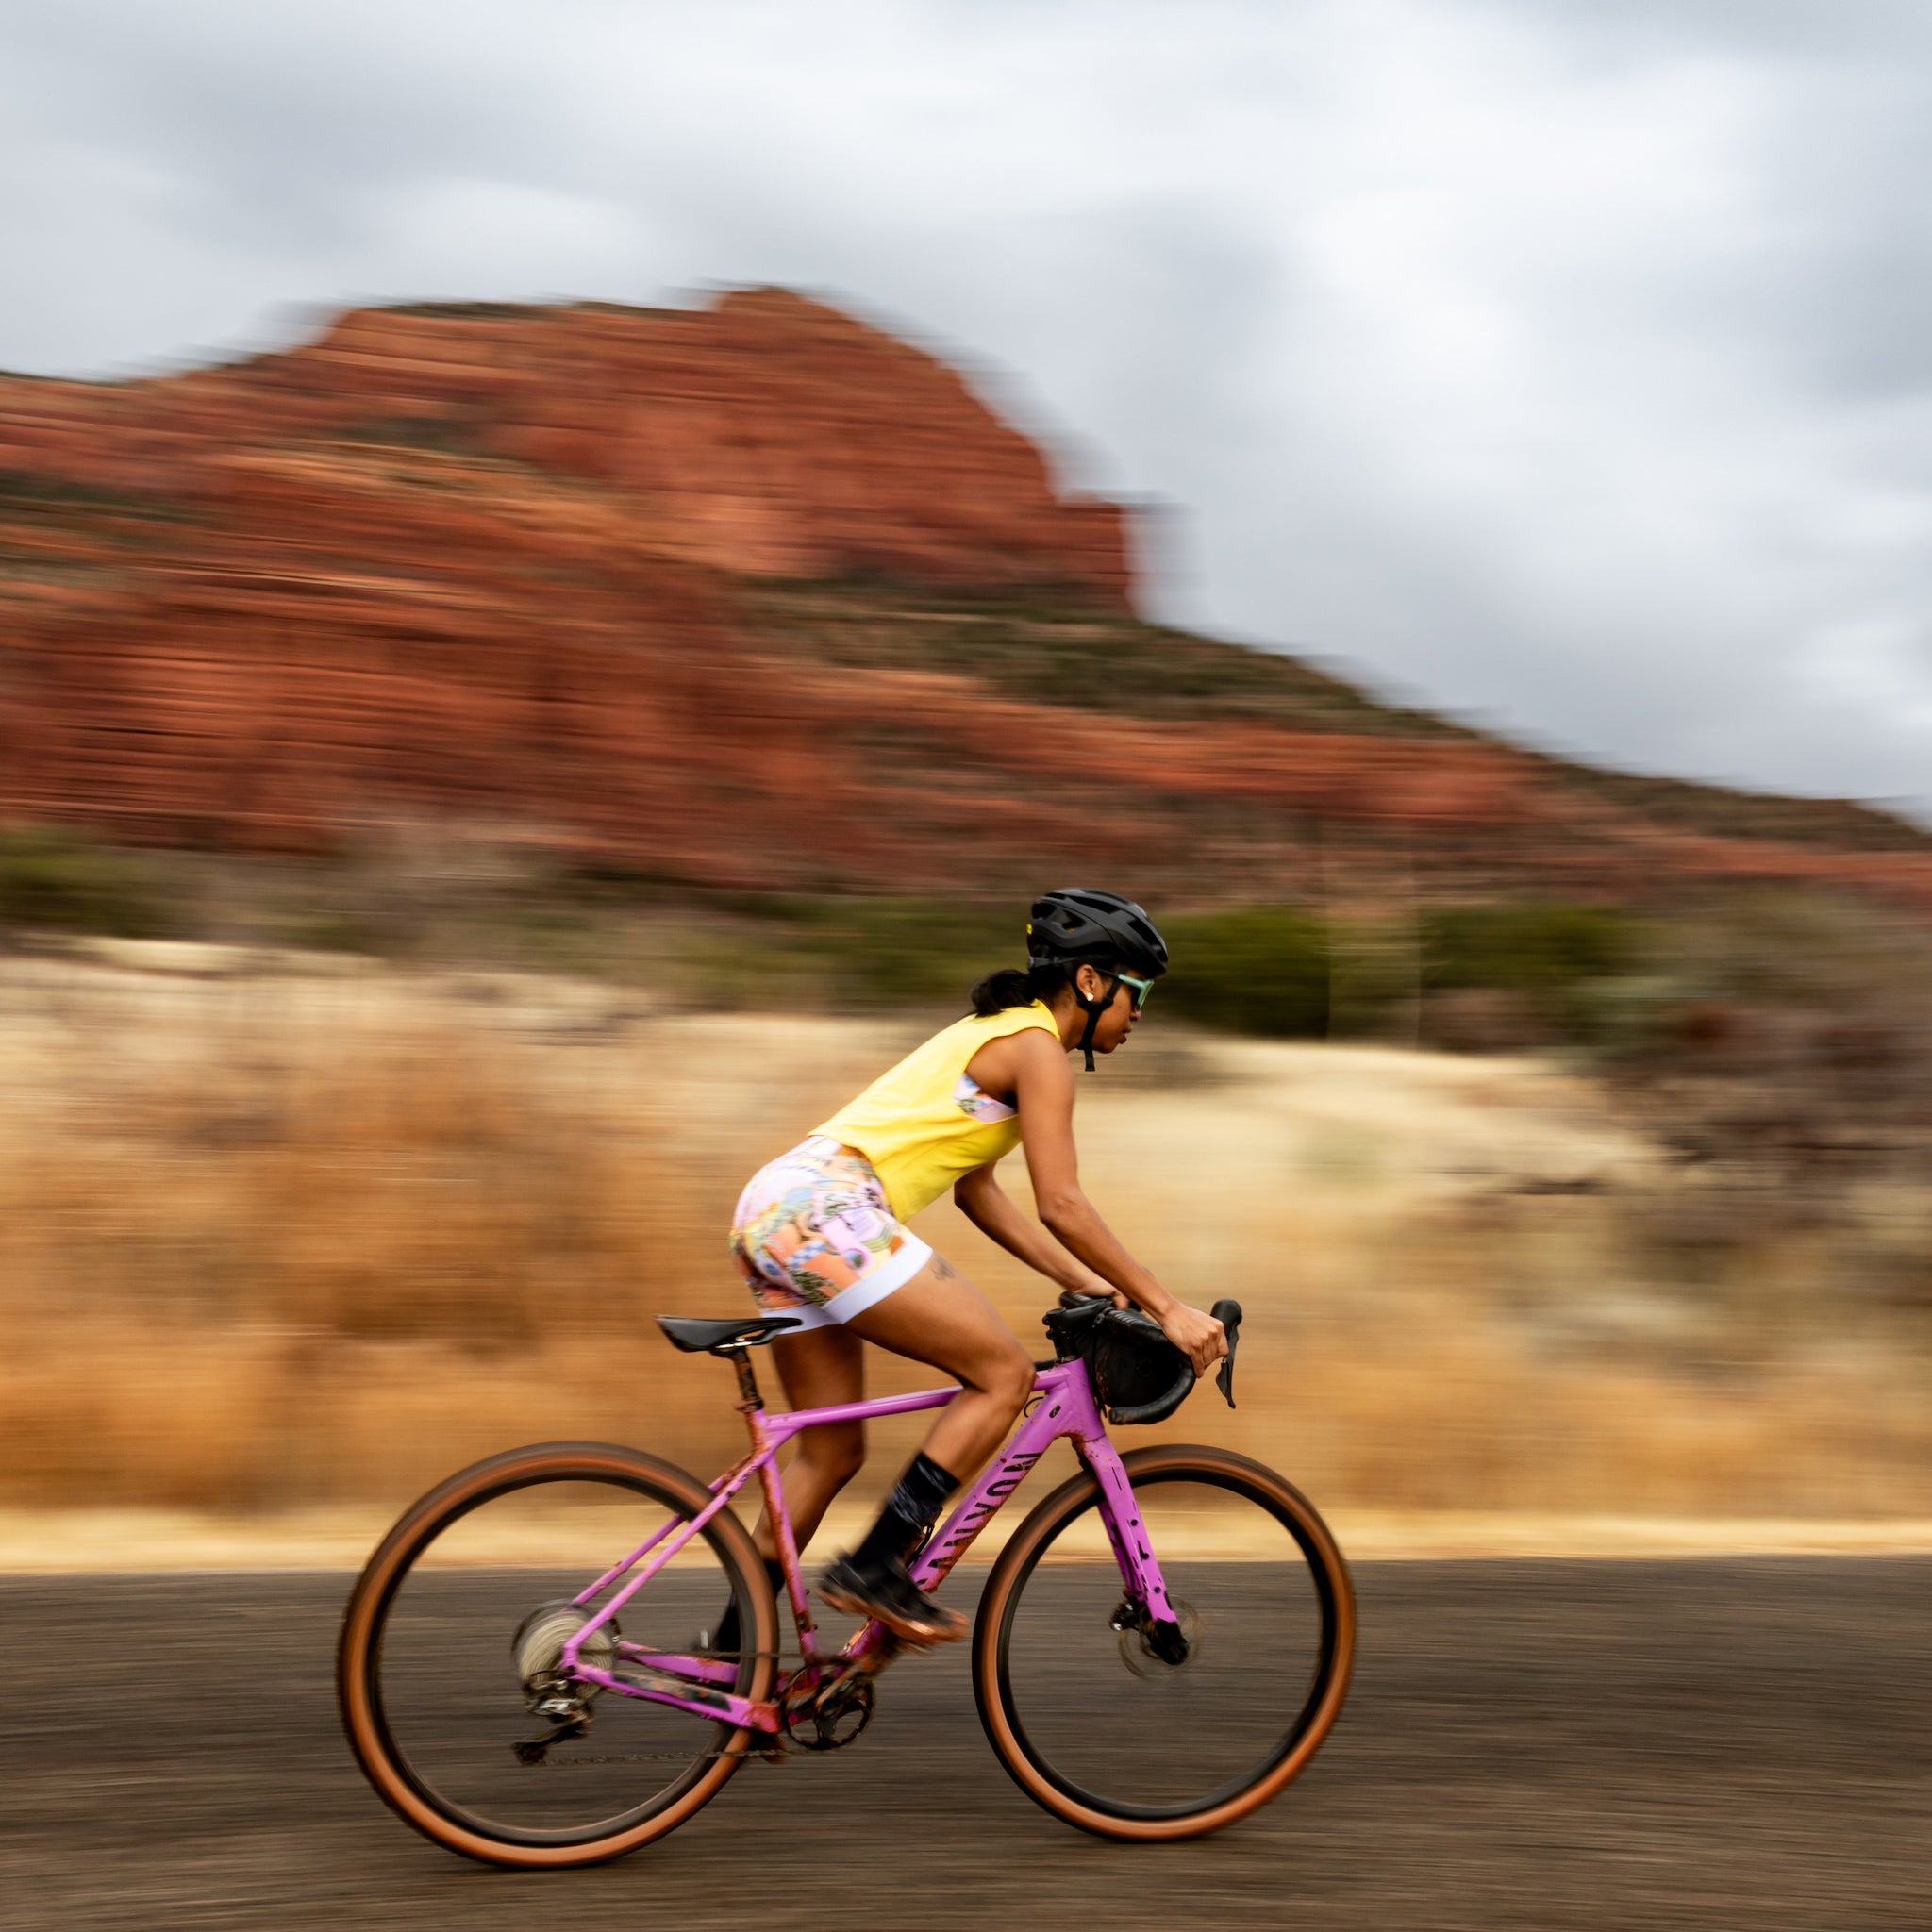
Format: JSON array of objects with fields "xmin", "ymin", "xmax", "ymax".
[
  {"xmin": 971, "ymin": 1028, "xmax": 1224, "ymax": 1373},
  {"xmin": 954, "ymin": 1162, "xmax": 1113, "ymax": 1299}
]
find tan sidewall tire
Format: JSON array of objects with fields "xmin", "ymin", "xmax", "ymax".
[
  {"xmin": 338, "ymin": 1441, "xmax": 777, "ymax": 1869},
  {"xmin": 972, "ymin": 1442, "xmax": 1356, "ymax": 1841}
]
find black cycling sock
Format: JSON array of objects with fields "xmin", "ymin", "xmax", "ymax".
[
  {"xmin": 711, "ymin": 1557, "xmax": 785, "ymax": 1655},
  {"xmin": 851, "ymin": 1451, "xmax": 960, "ymax": 1576}
]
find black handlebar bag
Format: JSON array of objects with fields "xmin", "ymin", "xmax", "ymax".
[{"xmin": 1042, "ymin": 1295, "xmax": 1195, "ymax": 1426}]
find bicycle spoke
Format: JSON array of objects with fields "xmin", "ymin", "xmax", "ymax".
[
  {"xmin": 363, "ymin": 1473, "xmax": 764, "ymax": 1843},
  {"xmin": 979, "ymin": 1451, "xmax": 1352, "ymax": 1829}
]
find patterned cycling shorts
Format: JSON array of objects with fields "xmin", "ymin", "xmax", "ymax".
[{"xmin": 729, "ymin": 1135, "xmax": 933, "ymax": 1330}]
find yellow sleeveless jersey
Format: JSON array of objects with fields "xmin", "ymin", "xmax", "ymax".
[{"xmin": 813, "ymin": 1002, "xmax": 1060, "ymax": 1220}]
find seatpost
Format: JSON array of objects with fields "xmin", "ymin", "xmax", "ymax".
[{"xmin": 722, "ymin": 1346, "xmax": 763, "ymax": 1413}]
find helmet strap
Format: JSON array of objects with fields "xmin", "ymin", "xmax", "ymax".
[{"xmin": 1071, "ymin": 972, "xmax": 1120, "ymax": 1073}]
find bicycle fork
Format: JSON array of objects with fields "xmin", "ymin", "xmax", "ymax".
[{"xmin": 902, "ymin": 1358, "xmax": 1185, "ymax": 1652}]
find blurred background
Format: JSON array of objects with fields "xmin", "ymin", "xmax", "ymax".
[{"xmin": 4, "ymin": 0, "xmax": 1932, "ymax": 1562}]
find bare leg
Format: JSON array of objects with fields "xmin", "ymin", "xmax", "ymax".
[
  {"xmin": 843, "ymin": 1255, "xmax": 1036, "ymax": 1483},
  {"xmin": 756, "ymin": 1325, "xmax": 866, "ymax": 1563},
  {"xmin": 811, "ymin": 1255, "xmax": 1035, "ymax": 1644}
]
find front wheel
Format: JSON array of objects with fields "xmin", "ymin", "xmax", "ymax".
[{"xmin": 973, "ymin": 1443, "xmax": 1355, "ymax": 1840}]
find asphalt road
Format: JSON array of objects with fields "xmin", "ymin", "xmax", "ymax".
[{"xmin": 3, "ymin": 1559, "xmax": 1927, "ymax": 1929}]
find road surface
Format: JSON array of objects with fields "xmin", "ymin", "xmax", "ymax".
[{"xmin": 3, "ymin": 1559, "xmax": 1926, "ymax": 1928}]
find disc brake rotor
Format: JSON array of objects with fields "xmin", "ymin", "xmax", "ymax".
[{"xmin": 1113, "ymin": 1597, "xmax": 1204, "ymax": 1678}]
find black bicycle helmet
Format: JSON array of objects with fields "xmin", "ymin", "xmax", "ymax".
[
  {"xmin": 1026, "ymin": 888, "xmax": 1169, "ymax": 1069},
  {"xmin": 1026, "ymin": 888, "xmax": 1169, "ymax": 977}
]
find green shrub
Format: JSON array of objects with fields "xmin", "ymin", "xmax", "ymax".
[
  {"xmin": 654, "ymin": 894, "xmax": 1018, "ymax": 1012},
  {"xmin": 1423, "ymin": 904, "xmax": 1640, "ymax": 993},
  {"xmin": 0, "ymin": 826, "xmax": 173, "ymax": 938},
  {"xmin": 789, "ymin": 896, "xmax": 1016, "ymax": 1007},
  {"xmin": 1422, "ymin": 903, "xmax": 1641, "ymax": 1040},
  {"xmin": 1160, "ymin": 906, "xmax": 1332, "ymax": 1038}
]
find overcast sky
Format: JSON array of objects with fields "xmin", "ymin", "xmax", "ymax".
[{"xmin": 6, "ymin": 0, "xmax": 1932, "ymax": 821}]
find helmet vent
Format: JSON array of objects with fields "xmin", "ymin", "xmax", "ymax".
[{"xmin": 1023, "ymin": 888, "xmax": 1169, "ymax": 978}]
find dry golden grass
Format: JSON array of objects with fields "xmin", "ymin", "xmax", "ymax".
[{"xmin": 4, "ymin": 940, "xmax": 1931, "ymax": 1558}]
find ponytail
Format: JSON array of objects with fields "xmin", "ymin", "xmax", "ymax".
[{"xmin": 969, "ymin": 959, "xmax": 1079, "ymax": 1016}]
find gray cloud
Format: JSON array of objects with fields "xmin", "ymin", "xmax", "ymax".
[{"xmin": 4, "ymin": 0, "xmax": 1931, "ymax": 819}]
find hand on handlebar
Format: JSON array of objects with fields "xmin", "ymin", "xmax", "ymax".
[
  {"xmin": 1065, "ymin": 1268, "xmax": 1130, "ymax": 1310},
  {"xmin": 1158, "ymin": 1302, "xmax": 1227, "ymax": 1378}
]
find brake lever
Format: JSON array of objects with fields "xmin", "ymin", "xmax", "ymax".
[{"xmin": 1209, "ymin": 1297, "xmax": 1242, "ymax": 1408}]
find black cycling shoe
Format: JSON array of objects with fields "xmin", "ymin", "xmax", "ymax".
[{"xmin": 816, "ymin": 1554, "xmax": 966, "ymax": 1646}]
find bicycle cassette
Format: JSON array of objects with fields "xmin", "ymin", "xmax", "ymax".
[{"xmin": 512, "ymin": 1599, "xmax": 619, "ymax": 1707}]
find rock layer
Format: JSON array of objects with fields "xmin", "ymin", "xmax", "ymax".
[{"xmin": 2, "ymin": 289, "xmax": 1929, "ymax": 906}]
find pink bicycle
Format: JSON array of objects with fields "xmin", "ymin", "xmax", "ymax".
[{"xmin": 338, "ymin": 1295, "xmax": 1356, "ymax": 1868}]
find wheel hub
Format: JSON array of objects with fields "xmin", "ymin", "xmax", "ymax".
[
  {"xmin": 511, "ymin": 1599, "xmax": 619, "ymax": 1714},
  {"xmin": 1111, "ymin": 1596, "xmax": 1203, "ymax": 1676}
]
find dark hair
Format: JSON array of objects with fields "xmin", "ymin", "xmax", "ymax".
[{"xmin": 970, "ymin": 959, "xmax": 1087, "ymax": 1016}]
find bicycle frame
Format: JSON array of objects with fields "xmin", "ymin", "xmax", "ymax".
[{"xmin": 558, "ymin": 1352, "xmax": 1175, "ymax": 1735}]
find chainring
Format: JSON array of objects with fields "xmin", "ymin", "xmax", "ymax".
[{"xmin": 780, "ymin": 1669, "xmax": 877, "ymax": 1751}]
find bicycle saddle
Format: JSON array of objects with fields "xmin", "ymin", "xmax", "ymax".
[{"xmin": 655, "ymin": 1314, "xmax": 803, "ymax": 1355}]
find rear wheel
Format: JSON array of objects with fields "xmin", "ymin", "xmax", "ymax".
[
  {"xmin": 973, "ymin": 1443, "xmax": 1354, "ymax": 1840},
  {"xmin": 338, "ymin": 1441, "xmax": 777, "ymax": 1868}
]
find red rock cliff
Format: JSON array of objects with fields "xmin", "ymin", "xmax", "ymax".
[
  {"xmin": 2, "ymin": 289, "xmax": 1928, "ymax": 907},
  {"xmin": 0, "ymin": 288, "xmax": 1133, "ymax": 605}
]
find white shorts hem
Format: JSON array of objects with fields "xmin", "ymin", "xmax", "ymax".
[{"xmin": 773, "ymin": 1234, "xmax": 934, "ymax": 1330}]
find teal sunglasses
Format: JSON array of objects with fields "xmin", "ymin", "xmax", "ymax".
[{"xmin": 1115, "ymin": 970, "xmax": 1156, "ymax": 1013}]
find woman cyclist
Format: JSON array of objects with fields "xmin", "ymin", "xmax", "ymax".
[{"xmin": 723, "ymin": 888, "xmax": 1227, "ymax": 1648}]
